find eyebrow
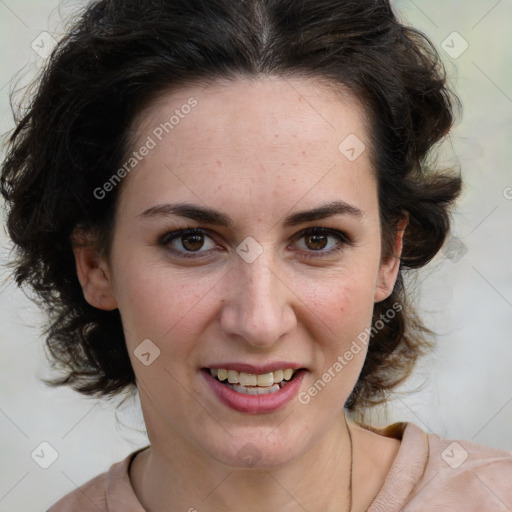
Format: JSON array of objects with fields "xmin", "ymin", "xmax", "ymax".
[{"xmin": 138, "ymin": 200, "xmax": 362, "ymax": 228}]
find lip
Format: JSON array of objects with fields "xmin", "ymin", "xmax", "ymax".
[
  {"xmin": 202, "ymin": 362, "xmax": 304, "ymax": 374},
  {"xmin": 201, "ymin": 368, "xmax": 307, "ymax": 414}
]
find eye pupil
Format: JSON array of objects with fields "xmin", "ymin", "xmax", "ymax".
[
  {"xmin": 182, "ymin": 233, "xmax": 204, "ymax": 251},
  {"xmin": 305, "ymin": 234, "xmax": 328, "ymax": 250}
]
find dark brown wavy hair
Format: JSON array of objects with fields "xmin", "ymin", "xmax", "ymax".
[{"xmin": 0, "ymin": 0, "xmax": 461, "ymax": 411}]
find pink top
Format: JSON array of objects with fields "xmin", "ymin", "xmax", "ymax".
[{"xmin": 48, "ymin": 422, "xmax": 512, "ymax": 511}]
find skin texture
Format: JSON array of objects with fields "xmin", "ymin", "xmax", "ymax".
[{"xmin": 73, "ymin": 76, "xmax": 404, "ymax": 512}]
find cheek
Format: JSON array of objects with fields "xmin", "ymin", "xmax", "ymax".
[
  {"xmin": 298, "ymin": 266, "xmax": 377, "ymax": 387},
  {"xmin": 296, "ymin": 276, "xmax": 374, "ymax": 409},
  {"xmin": 111, "ymin": 257, "xmax": 218, "ymax": 350},
  {"xmin": 302, "ymin": 266, "xmax": 377, "ymax": 339}
]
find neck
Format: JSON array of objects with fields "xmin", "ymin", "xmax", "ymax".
[{"xmin": 130, "ymin": 411, "xmax": 353, "ymax": 512}]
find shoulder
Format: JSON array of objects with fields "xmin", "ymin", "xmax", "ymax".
[
  {"xmin": 419, "ymin": 427, "xmax": 512, "ymax": 510},
  {"xmin": 47, "ymin": 448, "xmax": 147, "ymax": 512},
  {"xmin": 366, "ymin": 422, "xmax": 512, "ymax": 511},
  {"xmin": 48, "ymin": 470, "xmax": 109, "ymax": 511}
]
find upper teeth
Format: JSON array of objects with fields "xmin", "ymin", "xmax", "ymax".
[{"xmin": 210, "ymin": 368, "xmax": 296, "ymax": 387}]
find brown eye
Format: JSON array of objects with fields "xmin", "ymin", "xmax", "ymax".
[
  {"xmin": 304, "ymin": 233, "xmax": 328, "ymax": 251},
  {"xmin": 181, "ymin": 232, "xmax": 205, "ymax": 251},
  {"xmin": 159, "ymin": 228, "xmax": 217, "ymax": 257},
  {"xmin": 294, "ymin": 227, "xmax": 351, "ymax": 257}
]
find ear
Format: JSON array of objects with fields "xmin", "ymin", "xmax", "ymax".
[
  {"xmin": 72, "ymin": 230, "xmax": 118, "ymax": 311},
  {"xmin": 374, "ymin": 214, "xmax": 408, "ymax": 303}
]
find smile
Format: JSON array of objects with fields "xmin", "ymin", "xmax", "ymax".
[
  {"xmin": 208, "ymin": 368, "xmax": 298, "ymax": 395},
  {"xmin": 202, "ymin": 367, "xmax": 306, "ymax": 413}
]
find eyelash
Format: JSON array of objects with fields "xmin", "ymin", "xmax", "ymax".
[{"xmin": 158, "ymin": 226, "xmax": 352, "ymax": 260}]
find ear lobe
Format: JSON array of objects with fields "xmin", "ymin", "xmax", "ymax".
[
  {"xmin": 72, "ymin": 237, "xmax": 117, "ymax": 311},
  {"xmin": 374, "ymin": 214, "xmax": 408, "ymax": 303}
]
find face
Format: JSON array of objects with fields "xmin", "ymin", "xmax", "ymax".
[{"xmin": 77, "ymin": 76, "xmax": 401, "ymax": 468}]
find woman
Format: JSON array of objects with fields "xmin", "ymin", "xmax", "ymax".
[{"xmin": 1, "ymin": 0, "xmax": 511, "ymax": 510}]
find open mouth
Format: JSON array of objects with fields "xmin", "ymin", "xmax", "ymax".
[{"xmin": 203, "ymin": 368, "xmax": 300, "ymax": 395}]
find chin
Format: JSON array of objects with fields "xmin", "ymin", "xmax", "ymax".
[{"xmin": 202, "ymin": 425, "xmax": 313, "ymax": 470}]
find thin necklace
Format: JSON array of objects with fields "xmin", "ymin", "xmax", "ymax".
[{"xmin": 345, "ymin": 414, "xmax": 354, "ymax": 512}]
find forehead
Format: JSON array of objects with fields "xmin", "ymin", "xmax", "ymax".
[
  {"xmin": 130, "ymin": 75, "xmax": 370, "ymax": 159},
  {"xmin": 120, "ymin": 76, "xmax": 376, "ymax": 218}
]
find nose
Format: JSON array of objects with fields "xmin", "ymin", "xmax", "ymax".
[{"xmin": 219, "ymin": 253, "xmax": 297, "ymax": 348}]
